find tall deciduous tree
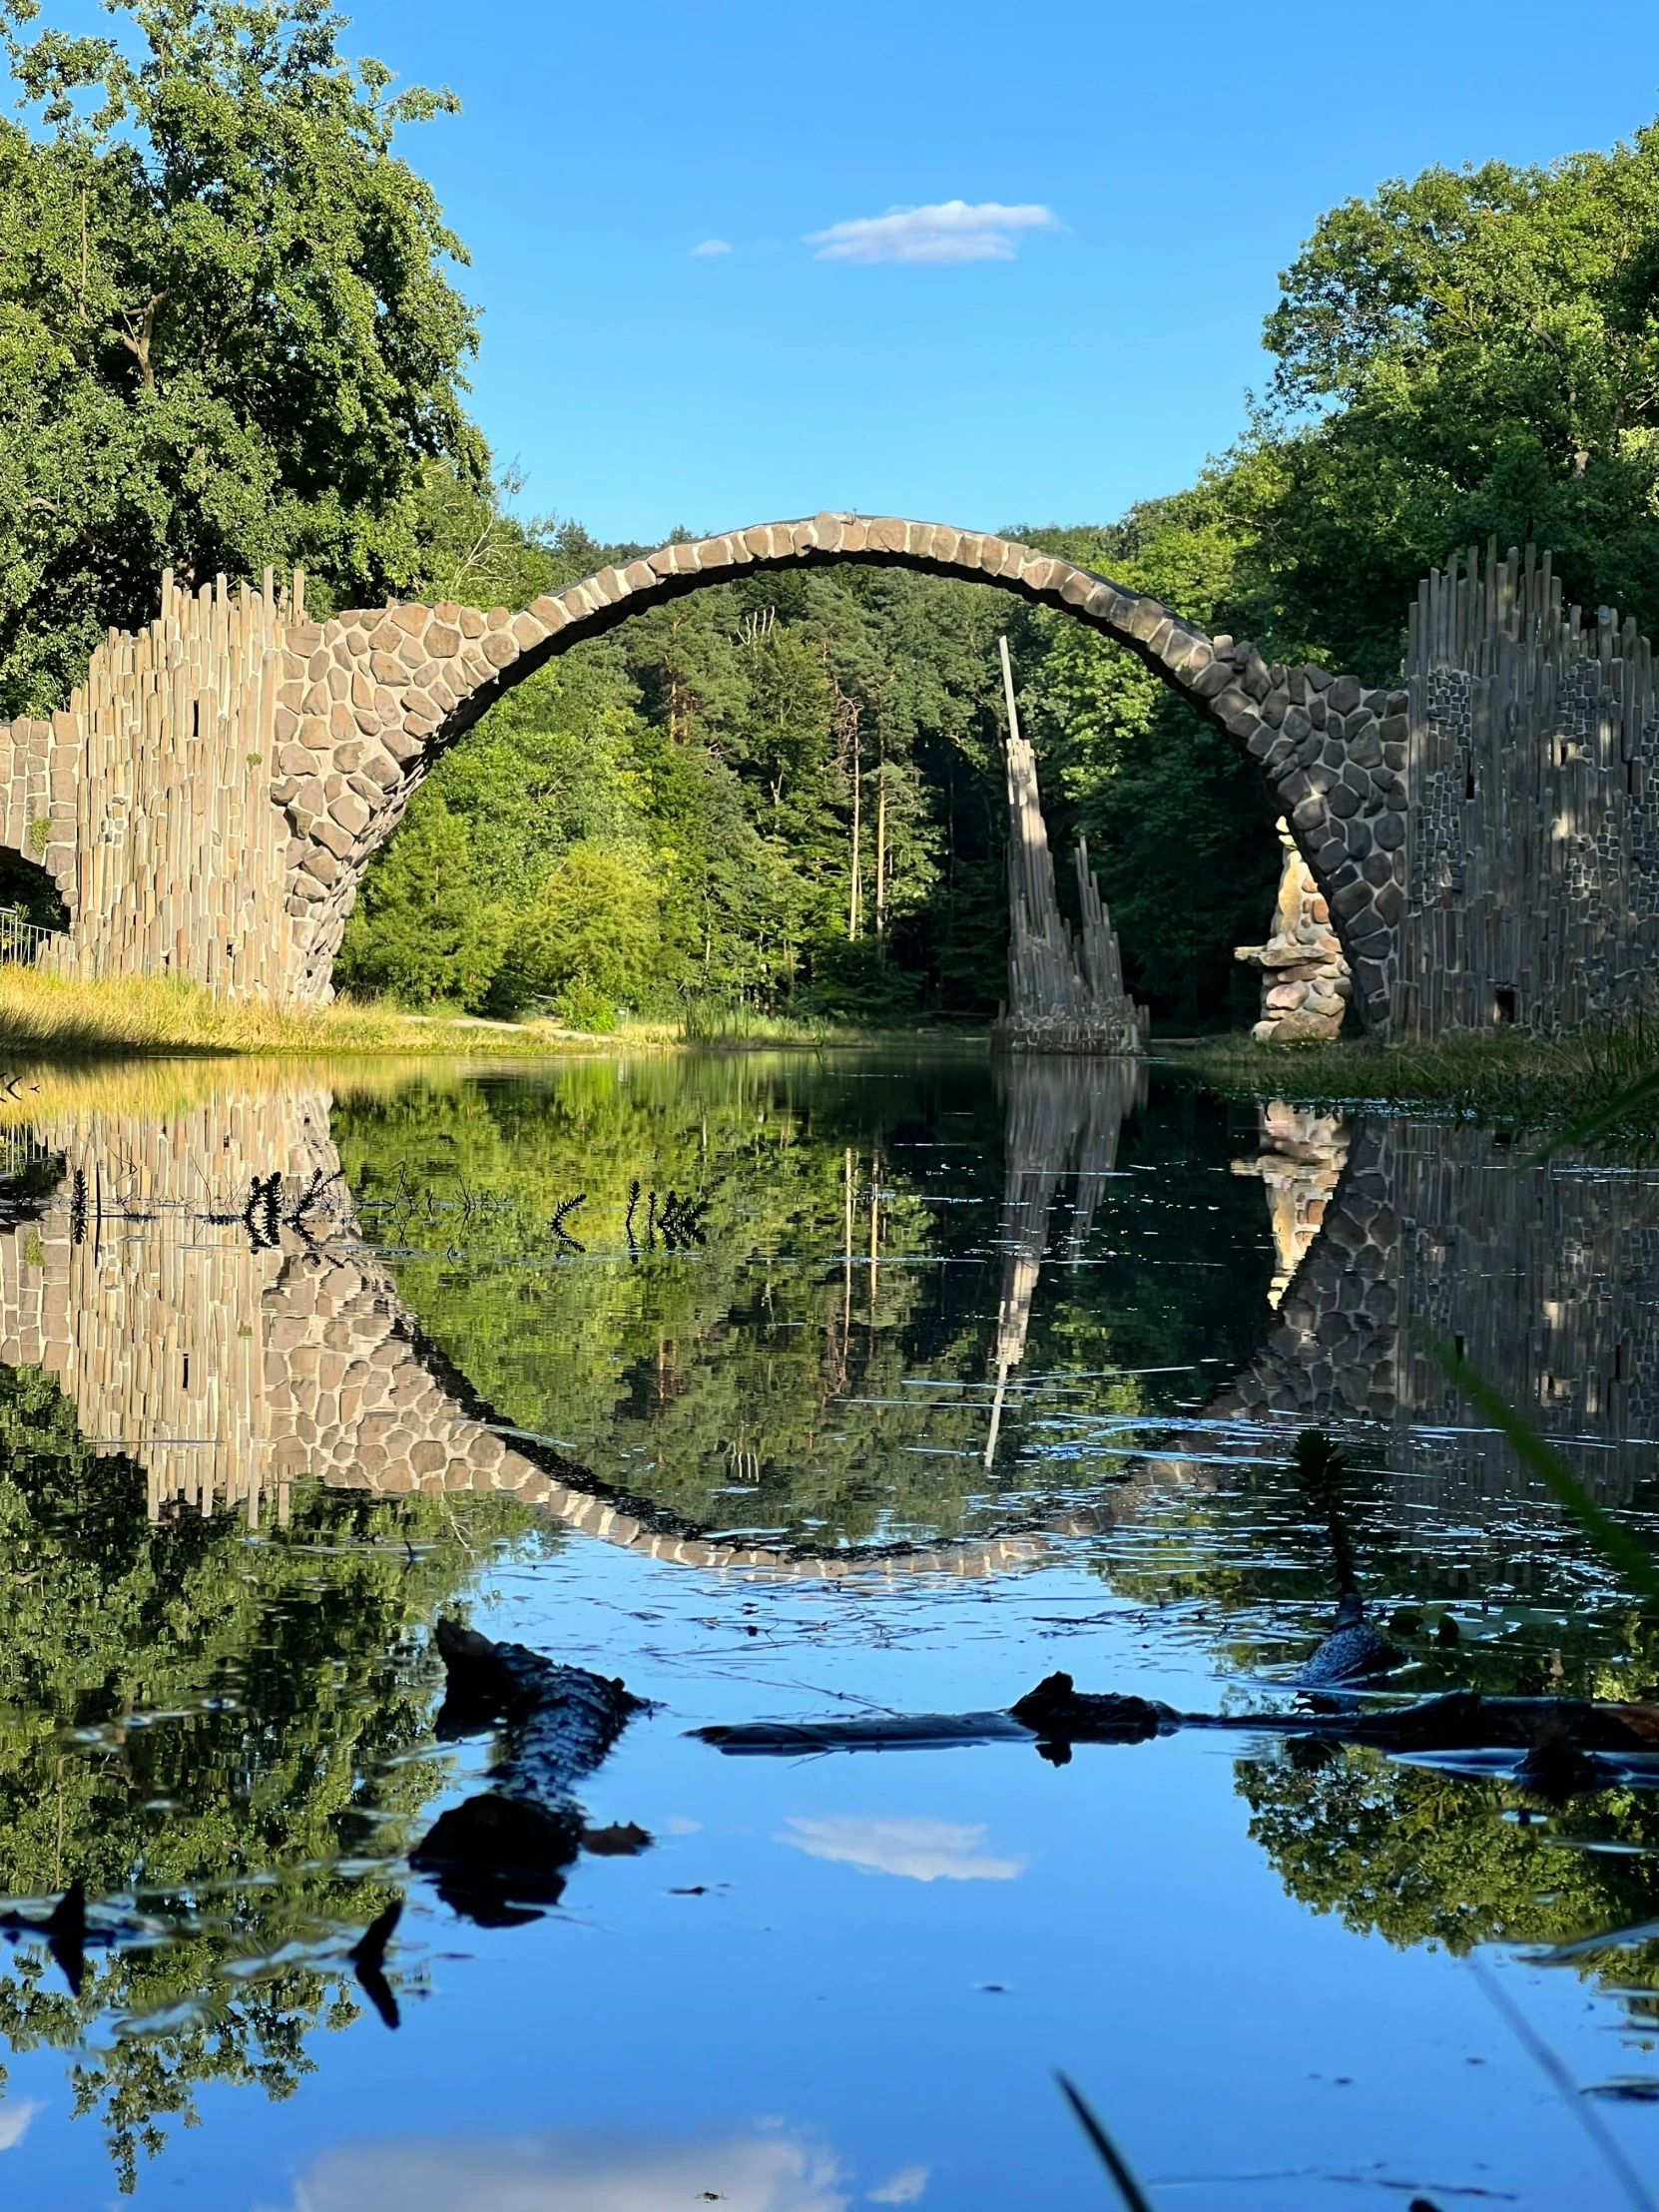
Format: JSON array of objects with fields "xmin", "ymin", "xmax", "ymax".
[
  {"xmin": 1246, "ymin": 126, "xmax": 1659, "ymax": 675},
  {"xmin": 0, "ymin": 0, "xmax": 483, "ymax": 712}
]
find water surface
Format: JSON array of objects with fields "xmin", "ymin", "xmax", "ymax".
[{"xmin": 0, "ymin": 1049, "xmax": 1654, "ymax": 2208}]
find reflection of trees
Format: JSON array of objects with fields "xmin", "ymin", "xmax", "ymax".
[
  {"xmin": 332, "ymin": 1058, "xmax": 1269, "ymax": 1545},
  {"xmin": 0, "ymin": 1364, "xmax": 540, "ymax": 2192},
  {"xmin": 1239, "ymin": 1740, "xmax": 1659, "ymax": 2023}
]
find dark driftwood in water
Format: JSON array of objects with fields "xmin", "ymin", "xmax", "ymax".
[
  {"xmin": 694, "ymin": 1671, "xmax": 1659, "ymax": 1794},
  {"xmin": 410, "ymin": 1620, "xmax": 648, "ymax": 1921},
  {"xmin": 348, "ymin": 1899, "xmax": 402, "ymax": 2029},
  {"xmin": 0, "ymin": 1881, "xmax": 96, "ymax": 1995}
]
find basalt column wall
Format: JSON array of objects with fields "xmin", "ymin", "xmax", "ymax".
[
  {"xmin": 34, "ymin": 574, "xmax": 298, "ymax": 998},
  {"xmin": 1396, "ymin": 541, "xmax": 1659, "ymax": 1037}
]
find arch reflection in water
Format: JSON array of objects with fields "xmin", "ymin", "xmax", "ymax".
[
  {"xmin": 6, "ymin": 1060, "xmax": 1659, "ymax": 1558},
  {"xmin": 0, "ymin": 1057, "xmax": 1177, "ymax": 1573},
  {"xmin": 10, "ymin": 1056, "xmax": 1659, "ymax": 1554}
]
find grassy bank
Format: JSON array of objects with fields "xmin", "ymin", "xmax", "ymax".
[
  {"xmin": 0, "ymin": 966, "xmax": 990, "ymax": 1062},
  {"xmin": 678, "ymin": 1002, "xmax": 988, "ymax": 1049},
  {"xmin": 1171, "ymin": 1025, "xmax": 1659, "ymax": 1142},
  {"xmin": 0, "ymin": 967, "xmax": 681, "ymax": 1059}
]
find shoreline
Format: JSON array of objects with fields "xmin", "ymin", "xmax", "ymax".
[
  {"xmin": 2, "ymin": 962, "xmax": 1654, "ymax": 1144},
  {"xmin": 0, "ymin": 966, "xmax": 996, "ymax": 1063},
  {"xmin": 1165, "ymin": 1027, "xmax": 1659, "ymax": 1142}
]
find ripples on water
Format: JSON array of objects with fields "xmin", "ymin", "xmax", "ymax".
[{"xmin": 0, "ymin": 1050, "xmax": 1653, "ymax": 2205}]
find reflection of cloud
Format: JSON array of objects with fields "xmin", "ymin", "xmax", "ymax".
[
  {"xmin": 692, "ymin": 238, "xmax": 733, "ymax": 257},
  {"xmin": 281, "ymin": 2130, "xmax": 846, "ymax": 2212},
  {"xmin": 807, "ymin": 202, "xmax": 1059, "ymax": 265},
  {"xmin": 781, "ymin": 1816, "xmax": 1025, "ymax": 1883},
  {"xmin": 0, "ymin": 2099, "xmax": 40, "ymax": 2151},
  {"xmin": 869, "ymin": 2166, "xmax": 928, "ymax": 2204}
]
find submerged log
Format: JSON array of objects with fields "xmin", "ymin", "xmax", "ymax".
[
  {"xmin": 348, "ymin": 1899, "xmax": 402, "ymax": 2029},
  {"xmin": 695, "ymin": 1671, "xmax": 1659, "ymax": 1796},
  {"xmin": 0, "ymin": 1881, "xmax": 104, "ymax": 1996},
  {"xmin": 411, "ymin": 1620, "xmax": 649, "ymax": 1922}
]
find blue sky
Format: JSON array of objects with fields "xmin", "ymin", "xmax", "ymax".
[{"xmin": 336, "ymin": 0, "xmax": 1659, "ymax": 546}]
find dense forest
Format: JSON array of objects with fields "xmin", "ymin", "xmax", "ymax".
[{"xmin": 5, "ymin": 2, "xmax": 1659, "ymax": 1024}]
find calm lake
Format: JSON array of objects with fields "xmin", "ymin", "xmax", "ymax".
[{"xmin": 0, "ymin": 1047, "xmax": 1655, "ymax": 2209}]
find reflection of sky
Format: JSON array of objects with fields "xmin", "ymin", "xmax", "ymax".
[
  {"xmin": 12, "ymin": 1469, "xmax": 1659, "ymax": 2210},
  {"xmin": 0, "ymin": 2099, "xmax": 39, "ymax": 2152},
  {"xmin": 10, "ymin": 1064, "xmax": 1659, "ymax": 2210},
  {"xmin": 781, "ymin": 1817, "xmax": 1025, "ymax": 1883},
  {"xmin": 277, "ymin": 2129, "xmax": 848, "ymax": 2212}
]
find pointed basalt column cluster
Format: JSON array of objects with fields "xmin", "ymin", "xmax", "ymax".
[{"xmin": 280, "ymin": 515, "xmax": 1408, "ymax": 1018}]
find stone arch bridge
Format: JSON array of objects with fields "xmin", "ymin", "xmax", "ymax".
[
  {"xmin": 5, "ymin": 519, "xmax": 1658, "ymax": 1038},
  {"xmin": 1, "ymin": 517, "xmax": 1416, "ymax": 1022}
]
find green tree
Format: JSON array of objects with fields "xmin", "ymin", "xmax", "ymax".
[
  {"xmin": 1246, "ymin": 124, "xmax": 1659, "ymax": 676},
  {"xmin": 502, "ymin": 838, "xmax": 669, "ymax": 1025},
  {"xmin": 335, "ymin": 791, "xmax": 505, "ymax": 1008},
  {"xmin": 0, "ymin": 0, "xmax": 484, "ymax": 713}
]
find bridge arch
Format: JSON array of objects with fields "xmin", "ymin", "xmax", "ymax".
[
  {"xmin": 276, "ymin": 515, "xmax": 1407, "ymax": 1026},
  {"xmin": 0, "ymin": 516, "xmax": 1406, "ymax": 1025}
]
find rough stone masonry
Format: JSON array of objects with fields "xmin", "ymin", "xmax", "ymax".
[{"xmin": 0, "ymin": 514, "xmax": 1566, "ymax": 1038}]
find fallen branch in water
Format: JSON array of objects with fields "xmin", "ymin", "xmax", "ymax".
[
  {"xmin": 348, "ymin": 1899, "xmax": 402, "ymax": 2029},
  {"xmin": 0, "ymin": 1881, "xmax": 97, "ymax": 1995},
  {"xmin": 410, "ymin": 1620, "xmax": 650, "ymax": 1922},
  {"xmin": 694, "ymin": 1671, "xmax": 1659, "ymax": 1796}
]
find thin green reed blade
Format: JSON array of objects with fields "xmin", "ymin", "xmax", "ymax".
[
  {"xmin": 1521, "ymin": 1058, "xmax": 1659, "ymax": 1164},
  {"xmin": 1417, "ymin": 1328, "xmax": 1659, "ymax": 1603},
  {"xmin": 1055, "ymin": 2073, "xmax": 1157, "ymax": 2212}
]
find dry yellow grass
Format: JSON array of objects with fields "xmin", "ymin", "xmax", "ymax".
[
  {"xmin": 0, "ymin": 1052, "xmax": 501, "ymax": 1127},
  {"xmin": 0, "ymin": 966, "xmax": 678, "ymax": 1061}
]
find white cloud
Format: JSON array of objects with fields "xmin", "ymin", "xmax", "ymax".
[
  {"xmin": 692, "ymin": 238, "xmax": 733, "ymax": 258},
  {"xmin": 780, "ymin": 1815, "xmax": 1026, "ymax": 1883},
  {"xmin": 868, "ymin": 2167, "xmax": 929, "ymax": 2205},
  {"xmin": 0, "ymin": 2099, "xmax": 40, "ymax": 2152},
  {"xmin": 278, "ymin": 2129, "xmax": 846, "ymax": 2212},
  {"xmin": 806, "ymin": 202, "xmax": 1059, "ymax": 266}
]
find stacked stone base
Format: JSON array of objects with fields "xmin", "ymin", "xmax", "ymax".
[{"xmin": 1237, "ymin": 822, "xmax": 1353, "ymax": 1041}]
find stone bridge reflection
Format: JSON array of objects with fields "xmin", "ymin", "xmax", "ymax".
[
  {"xmin": 0, "ymin": 1072, "xmax": 1060, "ymax": 1578},
  {"xmin": 1220, "ymin": 1110, "xmax": 1659, "ymax": 1504},
  {"xmin": 0, "ymin": 1064, "xmax": 1653, "ymax": 1579}
]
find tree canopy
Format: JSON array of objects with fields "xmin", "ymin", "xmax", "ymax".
[
  {"xmin": 1240, "ymin": 123, "xmax": 1659, "ymax": 676},
  {"xmin": 0, "ymin": 0, "xmax": 485, "ymax": 712}
]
